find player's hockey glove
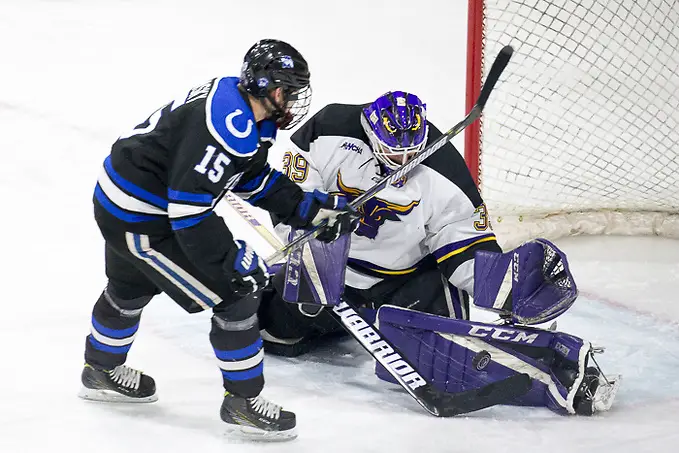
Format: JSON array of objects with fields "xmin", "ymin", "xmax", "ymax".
[
  {"xmin": 225, "ymin": 240, "xmax": 270, "ymax": 296},
  {"xmin": 291, "ymin": 190, "xmax": 359, "ymax": 243}
]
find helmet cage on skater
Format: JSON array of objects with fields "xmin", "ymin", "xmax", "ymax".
[
  {"xmin": 360, "ymin": 91, "xmax": 428, "ymax": 170},
  {"xmin": 240, "ymin": 39, "xmax": 312, "ymax": 129}
]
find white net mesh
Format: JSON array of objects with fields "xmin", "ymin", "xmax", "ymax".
[{"xmin": 476, "ymin": 0, "xmax": 679, "ymax": 248}]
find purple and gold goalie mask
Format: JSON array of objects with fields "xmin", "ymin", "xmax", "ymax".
[{"xmin": 360, "ymin": 91, "xmax": 428, "ymax": 170}]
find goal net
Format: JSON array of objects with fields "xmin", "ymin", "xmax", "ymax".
[{"xmin": 466, "ymin": 0, "xmax": 679, "ymax": 248}]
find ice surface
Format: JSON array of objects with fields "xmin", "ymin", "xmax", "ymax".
[{"xmin": 1, "ymin": 1, "xmax": 678, "ymax": 452}]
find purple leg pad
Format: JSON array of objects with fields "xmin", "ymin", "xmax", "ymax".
[{"xmin": 375, "ymin": 305, "xmax": 585, "ymax": 414}]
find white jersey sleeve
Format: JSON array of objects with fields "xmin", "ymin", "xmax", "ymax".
[{"xmin": 420, "ymin": 126, "xmax": 502, "ymax": 296}]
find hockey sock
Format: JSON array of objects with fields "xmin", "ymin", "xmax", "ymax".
[
  {"xmin": 85, "ymin": 287, "xmax": 150, "ymax": 370},
  {"xmin": 211, "ymin": 294, "xmax": 264, "ymax": 398}
]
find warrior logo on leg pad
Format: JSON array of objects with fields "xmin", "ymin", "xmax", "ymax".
[{"xmin": 333, "ymin": 301, "xmax": 426, "ymax": 390}]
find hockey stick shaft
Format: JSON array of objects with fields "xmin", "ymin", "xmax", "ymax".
[
  {"xmin": 265, "ymin": 45, "xmax": 514, "ymax": 264},
  {"xmin": 224, "ymin": 193, "xmax": 284, "ymax": 249},
  {"xmin": 224, "ymin": 192, "xmax": 531, "ymax": 417}
]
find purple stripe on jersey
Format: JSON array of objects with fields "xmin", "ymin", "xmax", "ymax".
[
  {"xmin": 347, "ymin": 257, "xmax": 422, "ymax": 275},
  {"xmin": 432, "ymin": 234, "xmax": 497, "ymax": 261}
]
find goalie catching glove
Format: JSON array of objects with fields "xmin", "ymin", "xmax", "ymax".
[{"xmin": 473, "ymin": 238, "xmax": 578, "ymax": 325}]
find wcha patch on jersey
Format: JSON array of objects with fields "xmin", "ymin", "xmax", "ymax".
[
  {"xmin": 336, "ymin": 171, "xmax": 420, "ymax": 239},
  {"xmin": 340, "ymin": 141, "xmax": 363, "ymax": 154}
]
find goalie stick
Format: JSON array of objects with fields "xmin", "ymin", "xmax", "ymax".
[
  {"xmin": 224, "ymin": 193, "xmax": 531, "ymax": 417},
  {"xmin": 265, "ymin": 45, "xmax": 515, "ymax": 265}
]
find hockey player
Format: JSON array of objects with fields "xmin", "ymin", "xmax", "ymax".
[
  {"xmin": 255, "ymin": 91, "xmax": 620, "ymax": 415},
  {"xmin": 78, "ymin": 39, "xmax": 358, "ymax": 440}
]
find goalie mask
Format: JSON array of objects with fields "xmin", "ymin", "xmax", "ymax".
[
  {"xmin": 240, "ymin": 39, "xmax": 312, "ymax": 129},
  {"xmin": 361, "ymin": 91, "xmax": 428, "ymax": 171}
]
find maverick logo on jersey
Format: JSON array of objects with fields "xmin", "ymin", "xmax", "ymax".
[{"xmin": 336, "ymin": 171, "xmax": 419, "ymax": 239}]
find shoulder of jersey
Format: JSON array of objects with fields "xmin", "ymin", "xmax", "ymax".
[
  {"xmin": 420, "ymin": 121, "xmax": 483, "ymax": 207},
  {"xmin": 204, "ymin": 77, "xmax": 276, "ymax": 158},
  {"xmin": 291, "ymin": 103, "xmax": 367, "ymax": 152}
]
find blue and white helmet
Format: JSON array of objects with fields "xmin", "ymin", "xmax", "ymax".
[{"xmin": 360, "ymin": 91, "xmax": 428, "ymax": 170}]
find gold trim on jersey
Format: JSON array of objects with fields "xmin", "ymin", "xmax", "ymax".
[{"xmin": 435, "ymin": 236, "xmax": 498, "ymax": 263}]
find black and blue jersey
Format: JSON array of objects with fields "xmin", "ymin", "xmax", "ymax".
[{"xmin": 94, "ymin": 77, "xmax": 305, "ymax": 282}]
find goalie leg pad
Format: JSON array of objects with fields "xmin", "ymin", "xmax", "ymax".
[
  {"xmin": 259, "ymin": 279, "xmax": 346, "ymax": 357},
  {"xmin": 282, "ymin": 230, "xmax": 350, "ymax": 306},
  {"xmin": 375, "ymin": 305, "xmax": 619, "ymax": 415}
]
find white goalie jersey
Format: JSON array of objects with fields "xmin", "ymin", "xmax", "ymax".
[{"xmin": 275, "ymin": 103, "xmax": 502, "ymax": 294}]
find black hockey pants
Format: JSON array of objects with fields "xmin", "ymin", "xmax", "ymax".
[
  {"xmin": 257, "ymin": 266, "xmax": 470, "ymax": 356},
  {"xmin": 84, "ymin": 222, "xmax": 265, "ymax": 398}
]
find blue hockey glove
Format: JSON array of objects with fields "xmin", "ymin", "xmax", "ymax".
[
  {"xmin": 225, "ymin": 240, "xmax": 270, "ymax": 296},
  {"xmin": 291, "ymin": 190, "xmax": 359, "ymax": 243}
]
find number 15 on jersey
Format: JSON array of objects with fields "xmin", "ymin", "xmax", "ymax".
[{"xmin": 194, "ymin": 146, "xmax": 232, "ymax": 183}]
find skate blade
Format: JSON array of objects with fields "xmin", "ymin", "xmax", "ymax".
[
  {"xmin": 224, "ymin": 424, "xmax": 297, "ymax": 442},
  {"xmin": 78, "ymin": 387, "xmax": 158, "ymax": 403},
  {"xmin": 593, "ymin": 375, "xmax": 621, "ymax": 413}
]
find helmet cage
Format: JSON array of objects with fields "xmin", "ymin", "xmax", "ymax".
[
  {"xmin": 240, "ymin": 39, "xmax": 312, "ymax": 129},
  {"xmin": 267, "ymin": 84, "xmax": 312, "ymax": 130}
]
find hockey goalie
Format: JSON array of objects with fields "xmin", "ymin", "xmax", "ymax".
[{"xmin": 256, "ymin": 90, "xmax": 620, "ymax": 416}]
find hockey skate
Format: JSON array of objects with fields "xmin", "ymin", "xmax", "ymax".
[
  {"xmin": 572, "ymin": 347, "xmax": 621, "ymax": 415},
  {"xmin": 220, "ymin": 391, "xmax": 297, "ymax": 441},
  {"xmin": 78, "ymin": 363, "xmax": 158, "ymax": 403},
  {"xmin": 552, "ymin": 345, "xmax": 621, "ymax": 415}
]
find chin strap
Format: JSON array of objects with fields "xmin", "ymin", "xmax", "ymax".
[
  {"xmin": 237, "ymin": 84, "xmax": 290, "ymax": 128},
  {"xmin": 265, "ymin": 91, "xmax": 292, "ymax": 129}
]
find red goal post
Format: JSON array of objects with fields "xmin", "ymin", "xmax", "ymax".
[{"xmin": 465, "ymin": 0, "xmax": 679, "ymax": 248}]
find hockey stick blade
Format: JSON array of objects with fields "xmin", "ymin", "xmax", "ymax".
[
  {"xmin": 475, "ymin": 45, "xmax": 513, "ymax": 110},
  {"xmin": 265, "ymin": 45, "xmax": 514, "ymax": 264},
  {"xmin": 333, "ymin": 300, "xmax": 531, "ymax": 417},
  {"xmin": 414, "ymin": 373, "xmax": 531, "ymax": 417}
]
